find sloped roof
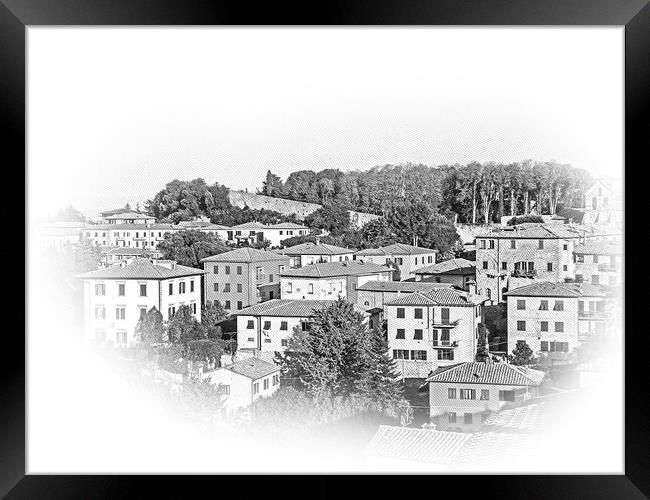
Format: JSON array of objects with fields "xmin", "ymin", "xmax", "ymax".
[
  {"xmin": 280, "ymin": 242, "xmax": 352, "ymax": 256},
  {"xmin": 425, "ymin": 362, "xmax": 545, "ymax": 386},
  {"xmin": 384, "ymin": 288, "xmax": 483, "ymax": 307},
  {"xmin": 280, "ymin": 260, "xmax": 391, "ymax": 278},
  {"xmin": 232, "ymin": 221, "xmax": 268, "ymax": 230},
  {"xmin": 573, "ymin": 241, "xmax": 622, "ymax": 256},
  {"xmin": 200, "ymin": 248, "xmax": 289, "ymax": 263},
  {"xmin": 78, "ymin": 258, "xmax": 204, "ymax": 280},
  {"xmin": 104, "ymin": 247, "xmax": 157, "ymax": 256},
  {"xmin": 83, "ymin": 223, "xmax": 175, "ymax": 231},
  {"xmin": 415, "ymin": 258, "xmax": 476, "ymax": 276},
  {"xmin": 225, "ymin": 357, "xmax": 280, "ymax": 380},
  {"xmin": 266, "ymin": 222, "xmax": 308, "ymax": 230},
  {"xmin": 481, "ymin": 403, "xmax": 547, "ymax": 432},
  {"xmin": 451, "ymin": 431, "xmax": 541, "ymax": 469},
  {"xmin": 504, "ymin": 281, "xmax": 606, "ymax": 298},
  {"xmin": 233, "ymin": 299, "xmax": 335, "ymax": 317},
  {"xmin": 356, "ymin": 280, "xmax": 454, "ymax": 292},
  {"xmin": 365, "ymin": 425, "xmax": 471, "ymax": 465},
  {"xmin": 356, "ymin": 243, "xmax": 437, "ymax": 257},
  {"xmin": 476, "ymin": 224, "xmax": 584, "ymax": 240},
  {"xmin": 104, "ymin": 212, "xmax": 154, "ymax": 220}
]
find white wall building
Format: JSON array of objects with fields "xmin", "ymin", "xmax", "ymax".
[
  {"xmin": 573, "ymin": 240, "xmax": 622, "ymax": 287},
  {"xmin": 231, "ymin": 222, "xmax": 309, "ymax": 248},
  {"xmin": 355, "ymin": 243, "xmax": 438, "ymax": 281},
  {"xmin": 82, "ymin": 223, "xmax": 176, "ymax": 249},
  {"xmin": 279, "ymin": 241, "xmax": 354, "ymax": 268},
  {"xmin": 384, "ymin": 288, "xmax": 484, "ymax": 378},
  {"xmin": 103, "ymin": 211, "xmax": 156, "ymax": 224},
  {"xmin": 79, "ymin": 258, "xmax": 204, "ymax": 345}
]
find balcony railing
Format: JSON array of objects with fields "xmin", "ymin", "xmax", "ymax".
[
  {"xmin": 431, "ymin": 340, "xmax": 458, "ymax": 348},
  {"xmin": 578, "ymin": 310, "xmax": 609, "ymax": 319},
  {"xmin": 597, "ymin": 263, "xmax": 619, "ymax": 272},
  {"xmin": 431, "ymin": 319, "xmax": 460, "ymax": 328},
  {"xmin": 511, "ymin": 269, "xmax": 537, "ymax": 278}
]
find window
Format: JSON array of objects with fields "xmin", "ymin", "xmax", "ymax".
[
  {"xmin": 555, "ymin": 322, "xmax": 564, "ymax": 332},
  {"xmin": 414, "ymin": 329, "xmax": 423, "ymax": 340},
  {"xmin": 510, "ymin": 239, "xmax": 516, "ymax": 249},
  {"xmin": 576, "ymin": 255, "xmax": 584, "ymax": 263},
  {"xmin": 414, "ymin": 308, "xmax": 423, "ymax": 319},
  {"xmin": 237, "ymin": 284, "xmax": 243, "ymax": 293},
  {"xmin": 411, "ymin": 350, "xmax": 427, "ymax": 361},
  {"xmin": 489, "ymin": 240, "xmax": 495, "ymax": 249},
  {"xmin": 501, "ymin": 261, "xmax": 507, "ymax": 270},
  {"xmin": 213, "ymin": 283, "xmax": 219, "ymax": 292},
  {"xmin": 118, "ymin": 284, "xmax": 125, "ymax": 296},
  {"xmin": 263, "ymin": 320, "xmax": 271, "ymax": 330},
  {"xmin": 541, "ymin": 321, "xmax": 548, "ymax": 332},
  {"xmin": 464, "ymin": 413, "xmax": 473, "ymax": 425},
  {"xmin": 308, "ymin": 283, "xmax": 314, "ymax": 294},
  {"xmin": 541, "ymin": 341, "xmax": 549, "ymax": 352},
  {"xmin": 480, "ymin": 240, "xmax": 486, "ymax": 249},
  {"xmin": 539, "ymin": 300, "xmax": 548, "ymax": 310},
  {"xmin": 94, "ymin": 305, "xmax": 106, "ymax": 320},
  {"xmin": 190, "ymin": 281, "xmax": 194, "ymax": 292},
  {"xmin": 281, "ymin": 339, "xmax": 288, "ymax": 347},
  {"xmin": 499, "ymin": 390, "xmax": 515, "ymax": 402},
  {"xmin": 592, "ymin": 275, "xmax": 600, "ymax": 285},
  {"xmin": 431, "ymin": 329, "xmax": 438, "ymax": 346},
  {"xmin": 538, "ymin": 240, "xmax": 544, "ymax": 249},
  {"xmin": 139, "ymin": 284, "xmax": 147, "ymax": 297},
  {"xmin": 396, "ymin": 308, "xmax": 405, "ymax": 319},
  {"xmin": 593, "ymin": 255, "xmax": 599, "ymax": 264},
  {"xmin": 301, "ymin": 321, "xmax": 310, "ymax": 332},
  {"xmin": 247, "ymin": 337, "xmax": 254, "ymax": 342},
  {"xmin": 169, "ymin": 283, "xmax": 174, "ymax": 295},
  {"xmin": 517, "ymin": 299, "xmax": 526, "ymax": 310},
  {"xmin": 225, "ymin": 300, "xmax": 231, "ymax": 309},
  {"xmin": 237, "ymin": 266, "xmax": 242, "ymax": 275},
  {"xmin": 563, "ymin": 265, "xmax": 568, "ymax": 271},
  {"xmin": 253, "ymin": 383, "xmax": 259, "ymax": 395},
  {"xmin": 480, "ymin": 390, "xmax": 489, "ymax": 401},
  {"xmin": 553, "ymin": 300, "xmax": 564, "ymax": 311},
  {"xmin": 396, "ymin": 328, "xmax": 405, "ymax": 339},
  {"xmin": 277, "ymin": 321, "xmax": 287, "ymax": 331},
  {"xmin": 115, "ymin": 306, "xmax": 125, "ymax": 320},
  {"xmin": 286, "ymin": 282, "xmax": 293, "ymax": 294},
  {"xmin": 192, "ymin": 303, "xmax": 196, "ymax": 314},
  {"xmin": 237, "ymin": 301, "xmax": 243, "ymax": 310},
  {"xmin": 460, "ymin": 389, "xmax": 476, "ymax": 400},
  {"xmin": 225, "ymin": 266, "xmax": 231, "ymax": 274},
  {"xmin": 223, "ymin": 385, "xmax": 230, "ymax": 395},
  {"xmin": 517, "ymin": 320, "xmax": 526, "ymax": 331},
  {"xmin": 441, "ymin": 329, "xmax": 450, "ymax": 345},
  {"xmin": 547, "ymin": 263, "xmax": 553, "ymax": 272},
  {"xmin": 116, "ymin": 331, "xmax": 127, "ymax": 345},
  {"xmin": 438, "ymin": 349, "xmax": 454, "ymax": 361},
  {"xmin": 441, "ymin": 308, "xmax": 450, "ymax": 324},
  {"xmin": 179, "ymin": 282, "xmax": 186, "ymax": 294},
  {"xmin": 448, "ymin": 412, "xmax": 457, "ymax": 424},
  {"xmin": 393, "ymin": 349, "xmax": 409, "ymax": 360},
  {"xmin": 95, "ymin": 283, "xmax": 105, "ymax": 296},
  {"xmin": 224, "ymin": 284, "xmax": 231, "ymax": 292},
  {"xmin": 563, "ymin": 244, "xmax": 568, "ymax": 251},
  {"xmin": 273, "ymin": 374, "xmax": 280, "ymax": 386},
  {"xmin": 263, "ymin": 378, "xmax": 269, "ymax": 390},
  {"xmin": 482, "ymin": 261, "xmax": 488, "ymax": 270},
  {"xmin": 269, "ymin": 274, "xmax": 274, "ymax": 283},
  {"xmin": 448, "ymin": 388, "xmax": 457, "ymax": 399},
  {"xmin": 213, "ymin": 265, "xmax": 219, "ymax": 274}
]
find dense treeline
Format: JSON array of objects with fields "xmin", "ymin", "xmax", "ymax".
[{"xmin": 261, "ymin": 160, "xmax": 592, "ymax": 223}]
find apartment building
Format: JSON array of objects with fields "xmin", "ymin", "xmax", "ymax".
[
  {"xmin": 231, "ymin": 221, "xmax": 309, "ymax": 248},
  {"xmin": 103, "ymin": 211, "xmax": 156, "ymax": 225},
  {"xmin": 384, "ymin": 288, "xmax": 484, "ymax": 377},
  {"xmin": 356, "ymin": 280, "xmax": 456, "ymax": 311},
  {"xmin": 474, "ymin": 224, "xmax": 615, "ymax": 304},
  {"xmin": 504, "ymin": 281, "xmax": 614, "ymax": 357},
  {"xmin": 82, "ymin": 223, "xmax": 176, "ymax": 249},
  {"xmin": 355, "ymin": 243, "xmax": 438, "ymax": 280},
  {"xmin": 79, "ymin": 258, "xmax": 204, "ymax": 345},
  {"xmin": 280, "ymin": 261, "xmax": 392, "ymax": 303},
  {"xmin": 426, "ymin": 362, "xmax": 545, "ymax": 431},
  {"xmin": 233, "ymin": 299, "xmax": 342, "ymax": 361},
  {"xmin": 414, "ymin": 258, "xmax": 476, "ymax": 291},
  {"xmin": 279, "ymin": 241, "xmax": 354, "ymax": 268},
  {"xmin": 201, "ymin": 248, "xmax": 290, "ymax": 312},
  {"xmin": 101, "ymin": 246, "xmax": 163, "ymax": 267},
  {"xmin": 174, "ymin": 221, "xmax": 233, "ymax": 242},
  {"xmin": 203, "ymin": 357, "xmax": 280, "ymax": 412},
  {"xmin": 573, "ymin": 240, "xmax": 622, "ymax": 286}
]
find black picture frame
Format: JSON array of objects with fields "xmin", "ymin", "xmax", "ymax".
[{"xmin": 5, "ymin": 0, "xmax": 647, "ymax": 496}]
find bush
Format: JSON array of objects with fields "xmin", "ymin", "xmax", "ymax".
[{"xmin": 507, "ymin": 215, "xmax": 544, "ymax": 226}]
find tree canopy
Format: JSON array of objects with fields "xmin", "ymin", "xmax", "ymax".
[{"xmin": 157, "ymin": 230, "xmax": 230, "ymax": 268}]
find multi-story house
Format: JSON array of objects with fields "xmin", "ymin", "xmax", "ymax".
[
  {"xmin": 174, "ymin": 221, "xmax": 233, "ymax": 243},
  {"xmin": 38, "ymin": 221, "xmax": 84, "ymax": 251},
  {"xmin": 203, "ymin": 357, "xmax": 280, "ymax": 412},
  {"xmin": 79, "ymin": 258, "xmax": 204, "ymax": 345},
  {"xmin": 82, "ymin": 223, "xmax": 176, "ymax": 249},
  {"xmin": 414, "ymin": 258, "xmax": 476, "ymax": 291},
  {"xmin": 279, "ymin": 241, "xmax": 354, "ymax": 268},
  {"xmin": 426, "ymin": 361, "xmax": 545, "ymax": 431},
  {"xmin": 103, "ymin": 211, "xmax": 156, "ymax": 225},
  {"xmin": 280, "ymin": 261, "xmax": 392, "ymax": 303},
  {"xmin": 474, "ymin": 224, "xmax": 614, "ymax": 304},
  {"xmin": 355, "ymin": 243, "xmax": 438, "ymax": 280},
  {"xmin": 101, "ymin": 247, "xmax": 162, "ymax": 267},
  {"xmin": 503, "ymin": 281, "xmax": 613, "ymax": 357},
  {"xmin": 384, "ymin": 288, "xmax": 484, "ymax": 377},
  {"xmin": 231, "ymin": 221, "xmax": 309, "ymax": 248},
  {"xmin": 573, "ymin": 240, "xmax": 622, "ymax": 286},
  {"xmin": 201, "ymin": 248, "xmax": 290, "ymax": 312},
  {"xmin": 233, "ymin": 299, "xmax": 343, "ymax": 361}
]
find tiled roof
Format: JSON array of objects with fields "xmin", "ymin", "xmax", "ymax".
[
  {"xmin": 99, "ymin": 208, "xmax": 146, "ymax": 217},
  {"xmin": 266, "ymin": 222, "xmax": 308, "ymax": 230},
  {"xmin": 356, "ymin": 280, "xmax": 454, "ymax": 292},
  {"xmin": 280, "ymin": 260, "xmax": 391, "ymax": 278},
  {"xmin": 104, "ymin": 212, "xmax": 154, "ymax": 220},
  {"xmin": 280, "ymin": 242, "xmax": 352, "ymax": 256},
  {"xmin": 232, "ymin": 299, "xmax": 336, "ymax": 317},
  {"xmin": 83, "ymin": 223, "xmax": 175, "ymax": 230},
  {"xmin": 365, "ymin": 425, "xmax": 471, "ymax": 465},
  {"xmin": 384, "ymin": 288, "xmax": 483, "ymax": 307},
  {"xmin": 451, "ymin": 431, "xmax": 541, "ymax": 469},
  {"xmin": 200, "ymin": 248, "xmax": 289, "ymax": 263},
  {"xmin": 476, "ymin": 224, "xmax": 584, "ymax": 240},
  {"xmin": 105, "ymin": 247, "xmax": 156, "ymax": 256},
  {"xmin": 504, "ymin": 281, "xmax": 606, "ymax": 298},
  {"xmin": 425, "ymin": 362, "xmax": 545, "ymax": 386},
  {"xmin": 481, "ymin": 403, "xmax": 547, "ymax": 432},
  {"xmin": 78, "ymin": 258, "xmax": 205, "ymax": 280},
  {"xmin": 573, "ymin": 241, "xmax": 622, "ymax": 255},
  {"xmin": 231, "ymin": 221, "xmax": 268, "ymax": 230},
  {"xmin": 415, "ymin": 258, "xmax": 476, "ymax": 276},
  {"xmin": 356, "ymin": 243, "xmax": 437, "ymax": 257},
  {"xmin": 225, "ymin": 357, "xmax": 280, "ymax": 380}
]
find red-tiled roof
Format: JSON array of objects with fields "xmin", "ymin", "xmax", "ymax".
[
  {"xmin": 504, "ymin": 281, "xmax": 606, "ymax": 298},
  {"xmin": 78, "ymin": 259, "xmax": 204, "ymax": 280},
  {"xmin": 225, "ymin": 357, "xmax": 280, "ymax": 380},
  {"xmin": 280, "ymin": 260, "xmax": 391, "ymax": 278},
  {"xmin": 200, "ymin": 248, "xmax": 289, "ymax": 263},
  {"xmin": 384, "ymin": 288, "xmax": 482, "ymax": 307},
  {"xmin": 415, "ymin": 258, "xmax": 476, "ymax": 276},
  {"xmin": 356, "ymin": 243, "xmax": 437, "ymax": 256},
  {"xmin": 232, "ymin": 299, "xmax": 337, "ymax": 318},
  {"xmin": 426, "ymin": 362, "xmax": 545, "ymax": 386}
]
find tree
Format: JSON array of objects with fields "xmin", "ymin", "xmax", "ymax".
[
  {"xmin": 53, "ymin": 205, "xmax": 86, "ymax": 223},
  {"xmin": 304, "ymin": 203, "xmax": 351, "ymax": 237},
  {"xmin": 509, "ymin": 341, "xmax": 534, "ymax": 366},
  {"xmin": 184, "ymin": 339, "xmax": 224, "ymax": 369},
  {"xmin": 475, "ymin": 323, "xmax": 490, "ymax": 362},
  {"xmin": 135, "ymin": 307, "xmax": 165, "ymax": 344},
  {"xmin": 261, "ymin": 170, "xmax": 285, "ymax": 197},
  {"xmin": 157, "ymin": 230, "xmax": 230, "ymax": 268},
  {"xmin": 358, "ymin": 218, "xmax": 397, "ymax": 249},
  {"xmin": 167, "ymin": 305, "xmax": 204, "ymax": 344},
  {"xmin": 507, "ymin": 215, "xmax": 544, "ymax": 226},
  {"xmin": 201, "ymin": 301, "xmax": 229, "ymax": 341}
]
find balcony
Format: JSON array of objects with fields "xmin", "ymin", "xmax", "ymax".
[
  {"xmin": 597, "ymin": 263, "xmax": 619, "ymax": 273},
  {"xmin": 431, "ymin": 319, "xmax": 460, "ymax": 328},
  {"xmin": 511, "ymin": 269, "xmax": 537, "ymax": 278},
  {"xmin": 578, "ymin": 310, "xmax": 609, "ymax": 319},
  {"xmin": 431, "ymin": 340, "xmax": 459, "ymax": 349}
]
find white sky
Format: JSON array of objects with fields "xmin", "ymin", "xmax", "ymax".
[{"xmin": 28, "ymin": 27, "xmax": 623, "ymax": 218}]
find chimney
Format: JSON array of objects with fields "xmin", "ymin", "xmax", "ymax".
[
  {"xmin": 467, "ymin": 280, "xmax": 477, "ymax": 295},
  {"xmin": 315, "ymin": 236, "xmax": 321, "ymax": 245}
]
